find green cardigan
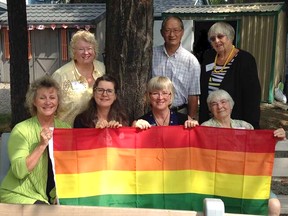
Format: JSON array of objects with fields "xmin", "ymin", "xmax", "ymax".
[{"xmin": 0, "ymin": 116, "xmax": 70, "ymax": 204}]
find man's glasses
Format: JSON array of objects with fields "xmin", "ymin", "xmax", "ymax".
[
  {"xmin": 162, "ymin": 28, "xmax": 183, "ymax": 35},
  {"xmin": 209, "ymin": 34, "xmax": 226, "ymax": 42},
  {"xmin": 94, "ymin": 88, "xmax": 115, "ymax": 95}
]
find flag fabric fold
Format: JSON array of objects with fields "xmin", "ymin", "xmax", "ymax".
[{"xmin": 51, "ymin": 126, "xmax": 276, "ymax": 214}]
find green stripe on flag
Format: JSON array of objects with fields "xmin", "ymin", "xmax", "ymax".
[{"xmin": 59, "ymin": 193, "xmax": 268, "ymax": 214}]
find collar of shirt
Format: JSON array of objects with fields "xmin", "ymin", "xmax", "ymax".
[{"xmin": 162, "ymin": 44, "xmax": 183, "ymax": 58}]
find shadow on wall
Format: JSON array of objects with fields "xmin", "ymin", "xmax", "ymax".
[{"xmin": 0, "ymin": 83, "xmax": 11, "ymax": 114}]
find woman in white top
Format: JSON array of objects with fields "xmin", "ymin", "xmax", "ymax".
[{"xmin": 202, "ymin": 89, "xmax": 285, "ymax": 216}]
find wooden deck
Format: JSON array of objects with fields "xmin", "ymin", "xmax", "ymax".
[{"xmin": 0, "ymin": 203, "xmax": 260, "ymax": 216}]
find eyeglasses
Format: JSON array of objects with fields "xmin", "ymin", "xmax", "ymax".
[
  {"xmin": 162, "ymin": 28, "xmax": 183, "ymax": 35},
  {"xmin": 94, "ymin": 88, "xmax": 115, "ymax": 95},
  {"xmin": 74, "ymin": 47, "xmax": 94, "ymax": 53},
  {"xmin": 210, "ymin": 99, "xmax": 228, "ymax": 108},
  {"xmin": 209, "ymin": 34, "xmax": 226, "ymax": 42},
  {"xmin": 150, "ymin": 91, "xmax": 171, "ymax": 98}
]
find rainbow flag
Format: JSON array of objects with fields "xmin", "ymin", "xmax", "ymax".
[{"xmin": 51, "ymin": 126, "xmax": 276, "ymax": 214}]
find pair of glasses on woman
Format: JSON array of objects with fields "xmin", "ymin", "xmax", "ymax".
[
  {"xmin": 209, "ymin": 34, "xmax": 226, "ymax": 42},
  {"xmin": 150, "ymin": 92, "xmax": 171, "ymax": 98},
  {"xmin": 210, "ymin": 99, "xmax": 228, "ymax": 108},
  {"xmin": 94, "ymin": 88, "xmax": 115, "ymax": 95},
  {"xmin": 74, "ymin": 47, "xmax": 94, "ymax": 53}
]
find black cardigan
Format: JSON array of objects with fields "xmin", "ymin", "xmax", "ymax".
[{"xmin": 199, "ymin": 49, "xmax": 261, "ymax": 129}]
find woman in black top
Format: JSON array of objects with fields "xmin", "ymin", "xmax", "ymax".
[
  {"xmin": 73, "ymin": 75, "xmax": 129, "ymax": 128},
  {"xmin": 133, "ymin": 76, "xmax": 198, "ymax": 129},
  {"xmin": 199, "ymin": 22, "xmax": 261, "ymax": 129}
]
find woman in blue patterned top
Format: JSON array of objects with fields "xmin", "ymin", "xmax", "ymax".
[{"xmin": 133, "ymin": 76, "xmax": 198, "ymax": 129}]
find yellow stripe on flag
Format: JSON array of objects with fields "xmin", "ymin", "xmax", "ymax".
[{"xmin": 56, "ymin": 170, "xmax": 271, "ymax": 199}]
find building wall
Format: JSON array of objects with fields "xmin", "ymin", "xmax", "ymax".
[
  {"xmin": 240, "ymin": 10, "xmax": 287, "ymax": 103},
  {"xmin": 240, "ymin": 15, "xmax": 275, "ymax": 102},
  {"xmin": 274, "ymin": 9, "xmax": 287, "ymax": 97}
]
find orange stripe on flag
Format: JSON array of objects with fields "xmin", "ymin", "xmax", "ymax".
[{"xmin": 54, "ymin": 147, "xmax": 273, "ymax": 176}]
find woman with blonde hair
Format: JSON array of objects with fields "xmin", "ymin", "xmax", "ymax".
[
  {"xmin": 0, "ymin": 76, "xmax": 70, "ymax": 204},
  {"xmin": 52, "ymin": 30, "xmax": 105, "ymax": 125},
  {"xmin": 133, "ymin": 76, "xmax": 198, "ymax": 129}
]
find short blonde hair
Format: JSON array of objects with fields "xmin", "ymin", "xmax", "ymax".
[
  {"xmin": 70, "ymin": 30, "xmax": 99, "ymax": 59},
  {"xmin": 146, "ymin": 76, "xmax": 175, "ymax": 106},
  {"xmin": 25, "ymin": 76, "xmax": 63, "ymax": 116},
  {"xmin": 207, "ymin": 89, "xmax": 234, "ymax": 111},
  {"xmin": 208, "ymin": 22, "xmax": 235, "ymax": 42}
]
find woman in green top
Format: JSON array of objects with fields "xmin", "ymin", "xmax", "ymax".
[{"xmin": 0, "ymin": 76, "xmax": 70, "ymax": 204}]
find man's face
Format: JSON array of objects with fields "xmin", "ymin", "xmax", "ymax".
[{"xmin": 161, "ymin": 18, "xmax": 184, "ymax": 47}]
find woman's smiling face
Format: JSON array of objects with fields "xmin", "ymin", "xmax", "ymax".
[
  {"xmin": 94, "ymin": 80, "xmax": 116, "ymax": 109},
  {"xmin": 33, "ymin": 87, "xmax": 59, "ymax": 118},
  {"xmin": 73, "ymin": 39, "xmax": 96, "ymax": 65}
]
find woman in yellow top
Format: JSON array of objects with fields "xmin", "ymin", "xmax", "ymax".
[{"xmin": 52, "ymin": 30, "xmax": 105, "ymax": 125}]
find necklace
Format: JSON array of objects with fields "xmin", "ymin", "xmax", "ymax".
[
  {"xmin": 213, "ymin": 45, "xmax": 235, "ymax": 73},
  {"xmin": 154, "ymin": 111, "xmax": 170, "ymax": 126}
]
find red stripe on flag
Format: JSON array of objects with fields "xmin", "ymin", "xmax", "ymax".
[{"xmin": 53, "ymin": 126, "xmax": 276, "ymax": 153}]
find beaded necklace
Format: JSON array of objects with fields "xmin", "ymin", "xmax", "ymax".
[{"xmin": 213, "ymin": 45, "xmax": 235, "ymax": 73}]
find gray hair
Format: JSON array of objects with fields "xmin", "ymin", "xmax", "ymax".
[
  {"xmin": 207, "ymin": 89, "xmax": 234, "ymax": 111},
  {"xmin": 70, "ymin": 30, "xmax": 99, "ymax": 59},
  {"xmin": 146, "ymin": 76, "xmax": 175, "ymax": 107},
  {"xmin": 208, "ymin": 22, "xmax": 235, "ymax": 42},
  {"xmin": 25, "ymin": 76, "xmax": 63, "ymax": 116},
  {"xmin": 161, "ymin": 16, "xmax": 184, "ymax": 31}
]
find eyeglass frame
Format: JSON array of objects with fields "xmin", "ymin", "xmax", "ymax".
[
  {"xmin": 94, "ymin": 87, "xmax": 115, "ymax": 96},
  {"xmin": 209, "ymin": 34, "xmax": 226, "ymax": 42},
  {"xmin": 162, "ymin": 28, "xmax": 183, "ymax": 35},
  {"xmin": 210, "ymin": 99, "xmax": 229, "ymax": 108},
  {"xmin": 74, "ymin": 47, "xmax": 94, "ymax": 53},
  {"xmin": 149, "ymin": 91, "xmax": 172, "ymax": 98}
]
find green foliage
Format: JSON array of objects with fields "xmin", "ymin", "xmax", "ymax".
[{"xmin": 0, "ymin": 114, "xmax": 11, "ymax": 133}]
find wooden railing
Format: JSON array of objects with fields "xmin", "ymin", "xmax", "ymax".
[{"xmin": 273, "ymin": 140, "xmax": 288, "ymax": 214}]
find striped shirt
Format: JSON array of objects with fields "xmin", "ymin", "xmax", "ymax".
[{"xmin": 208, "ymin": 55, "xmax": 237, "ymax": 94}]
